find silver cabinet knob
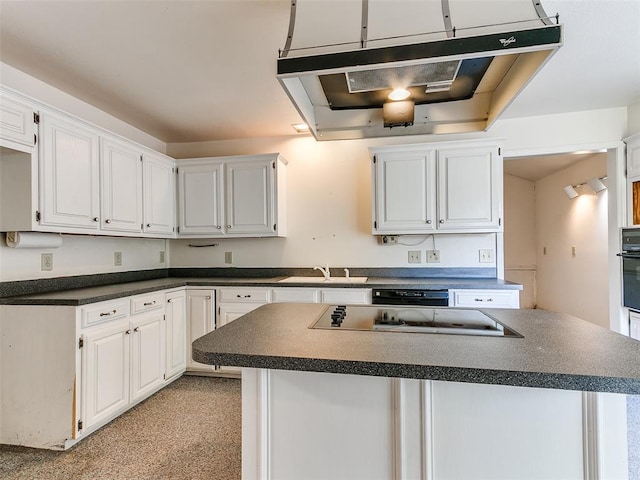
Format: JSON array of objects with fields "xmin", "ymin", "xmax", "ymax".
[
  {"xmin": 426, "ymin": 220, "xmax": 432, "ymax": 224},
  {"xmin": 439, "ymin": 219, "xmax": 445, "ymax": 224},
  {"xmin": 105, "ymin": 219, "xmax": 111, "ymax": 224},
  {"xmin": 134, "ymin": 327, "xmax": 140, "ymax": 332},
  {"xmin": 93, "ymin": 217, "xmax": 99, "ymax": 222},
  {"xmin": 125, "ymin": 329, "xmax": 131, "ymax": 335},
  {"xmin": 216, "ymin": 226, "xmax": 222, "ymax": 229},
  {"xmin": 146, "ymin": 223, "xmax": 152, "ymax": 228},
  {"xmin": 226, "ymin": 225, "xmax": 231, "ymax": 229}
]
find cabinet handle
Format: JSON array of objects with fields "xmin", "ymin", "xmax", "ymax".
[
  {"xmin": 167, "ymin": 299, "xmax": 172, "ymax": 303},
  {"xmin": 125, "ymin": 329, "xmax": 131, "ymax": 335},
  {"xmin": 474, "ymin": 298, "xmax": 493, "ymax": 302},
  {"xmin": 426, "ymin": 220, "xmax": 432, "ymax": 224},
  {"xmin": 206, "ymin": 296, "xmax": 211, "ymax": 300},
  {"xmin": 237, "ymin": 294, "xmax": 251, "ymax": 298},
  {"xmin": 105, "ymin": 219, "xmax": 111, "ymax": 224},
  {"xmin": 146, "ymin": 223, "xmax": 152, "ymax": 228},
  {"xmin": 93, "ymin": 217, "xmax": 99, "ymax": 222},
  {"xmin": 134, "ymin": 327, "xmax": 140, "ymax": 332},
  {"xmin": 143, "ymin": 301, "xmax": 156, "ymax": 306},
  {"xmin": 216, "ymin": 226, "xmax": 222, "ymax": 229},
  {"xmin": 439, "ymin": 219, "xmax": 444, "ymax": 224},
  {"xmin": 226, "ymin": 225, "xmax": 231, "ymax": 229},
  {"xmin": 99, "ymin": 309, "xmax": 117, "ymax": 317}
]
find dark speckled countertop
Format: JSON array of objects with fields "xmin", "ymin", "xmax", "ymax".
[
  {"xmin": 192, "ymin": 303, "xmax": 640, "ymax": 395},
  {"xmin": 0, "ymin": 274, "xmax": 521, "ymax": 306}
]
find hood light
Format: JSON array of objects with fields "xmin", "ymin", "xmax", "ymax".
[{"xmin": 388, "ymin": 88, "xmax": 411, "ymax": 101}]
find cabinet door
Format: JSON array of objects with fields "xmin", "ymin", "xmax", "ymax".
[
  {"xmin": 0, "ymin": 95, "xmax": 36, "ymax": 149},
  {"xmin": 130, "ymin": 312, "xmax": 165, "ymax": 402},
  {"xmin": 186, "ymin": 289, "xmax": 215, "ymax": 370},
  {"xmin": 436, "ymin": 145, "xmax": 501, "ymax": 230},
  {"xmin": 373, "ymin": 149, "xmax": 436, "ymax": 233},
  {"xmin": 226, "ymin": 159, "xmax": 275, "ymax": 235},
  {"xmin": 217, "ymin": 302, "xmax": 266, "ymax": 374},
  {"xmin": 100, "ymin": 137, "xmax": 143, "ymax": 233},
  {"xmin": 166, "ymin": 291, "xmax": 187, "ymax": 379},
  {"xmin": 143, "ymin": 152, "xmax": 175, "ymax": 236},
  {"xmin": 40, "ymin": 113, "xmax": 100, "ymax": 230},
  {"xmin": 82, "ymin": 320, "xmax": 130, "ymax": 429},
  {"xmin": 177, "ymin": 162, "xmax": 224, "ymax": 235}
]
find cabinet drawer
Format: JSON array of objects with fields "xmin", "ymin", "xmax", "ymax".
[
  {"xmin": 218, "ymin": 287, "xmax": 270, "ymax": 303},
  {"xmin": 272, "ymin": 288, "xmax": 319, "ymax": 303},
  {"xmin": 450, "ymin": 289, "xmax": 519, "ymax": 309},
  {"xmin": 320, "ymin": 289, "xmax": 372, "ymax": 305},
  {"xmin": 81, "ymin": 299, "xmax": 130, "ymax": 328},
  {"xmin": 130, "ymin": 292, "xmax": 165, "ymax": 315}
]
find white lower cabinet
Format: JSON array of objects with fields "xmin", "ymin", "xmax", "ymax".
[
  {"xmin": 216, "ymin": 287, "xmax": 270, "ymax": 375},
  {"xmin": 165, "ymin": 289, "xmax": 187, "ymax": 379},
  {"xmin": 186, "ymin": 288, "xmax": 216, "ymax": 373},
  {"xmin": 0, "ymin": 288, "xmax": 186, "ymax": 451},
  {"xmin": 82, "ymin": 319, "xmax": 131, "ymax": 429},
  {"xmin": 82, "ymin": 293, "xmax": 166, "ymax": 431},
  {"xmin": 449, "ymin": 288, "xmax": 520, "ymax": 308},
  {"xmin": 243, "ymin": 369, "xmax": 628, "ymax": 480}
]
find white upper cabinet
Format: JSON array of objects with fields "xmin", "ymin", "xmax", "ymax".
[
  {"xmin": 39, "ymin": 111, "xmax": 101, "ymax": 231},
  {"xmin": 436, "ymin": 144, "xmax": 501, "ymax": 231},
  {"xmin": 371, "ymin": 140, "xmax": 502, "ymax": 234},
  {"xmin": 0, "ymin": 95, "xmax": 37, "ymax": 150},
  {"xmin": 177, "ymin": 153, "xmax": 287, "ymax": 238},
  {"xmin": 177, "ymin": 160, "xmax": 225, "ymax": 235},
  {"xmin": 143, "ymin": 152, "xmax": 175, "ymax": 237},
  {"xmin": 226, "ymin": 158, "xmax": 275, "ymax": 235},
  {"xmin": 372, "ymin": 147, "xmax": 436, "ymax": 234},
  {"xmin": 100, "ymin": 136, "xmax": 143, "ymax": 233},
  {"xmin": 0, "ymin": 88, "xmax": 176, "ymax": 238}
]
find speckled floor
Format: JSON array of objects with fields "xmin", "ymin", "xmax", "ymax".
[{"xmin": 0, "ymin": 376, "xmax": 241, "ymax": 480}]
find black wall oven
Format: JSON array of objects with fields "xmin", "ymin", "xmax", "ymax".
[{"xmin": 620, "ymin": 229, "xmax": 640, "ymax": 311}]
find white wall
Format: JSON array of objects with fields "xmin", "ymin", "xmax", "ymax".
[
  {"xmin": 535, "ymin": 154, "xmax": 609, "ymax": 328},
  {"xmin": 503, "ymin": 174, "xmax": 536, "ymax": 308},
  {"xmin": 0, "ymin": 235, "xmax": 168, "ymax": 282},
  {"xmin": 628, "ymin": 98, "xmax": 640, "ymax": 137},
  {"xmin": 169, "ymin": 136, "xmax": 498, "ymax": 269}
]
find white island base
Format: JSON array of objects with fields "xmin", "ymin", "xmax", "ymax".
[{"xmin": 242, "ymin": 368, "xmax": 629, "ymax": 480}]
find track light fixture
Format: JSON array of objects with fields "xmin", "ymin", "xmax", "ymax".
[{"xmin": 564, "ymin": 176, "xmax": 607, "ymax": 199}]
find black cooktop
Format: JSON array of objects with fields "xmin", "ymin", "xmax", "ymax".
[{"xmin": 311, "ymin": 305, "xmax": 522, "ymax": 338}]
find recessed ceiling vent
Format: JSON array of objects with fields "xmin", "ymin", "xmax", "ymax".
[
  {"xmin": 346, "ymin": 62, "xmax": 461, "ymax": 94},
  {"xmin": 277, "ymin": 0, "xmax": 563, "ymax": 141}
]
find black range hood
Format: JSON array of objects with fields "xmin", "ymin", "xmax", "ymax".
[{"xmin": 277, "ymin": 0, "xmax": 563, "ymax": 141}]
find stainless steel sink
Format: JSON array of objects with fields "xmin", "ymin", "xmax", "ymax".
[{"xmin": 278, "ymin": 276, "xmax": 368, "ymax": 284}]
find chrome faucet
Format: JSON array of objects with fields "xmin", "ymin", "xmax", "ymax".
[{"xmin": 313, "ymin": 264, "xmax": 331, "ymax": 280}]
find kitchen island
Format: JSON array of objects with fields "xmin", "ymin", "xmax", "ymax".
[{"xmin": 193, "ymin": 303, "xmax": 640, "ymax": 480}]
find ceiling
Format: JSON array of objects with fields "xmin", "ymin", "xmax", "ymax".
[
  {"xmin": 503, "ymin": 151, "xmax": 604, "ymax": 181},
  {"xmin": 0, "ymin": 1, "xmax": 639, "ymax": 144}
]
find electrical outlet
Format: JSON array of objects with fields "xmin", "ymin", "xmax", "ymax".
[
  {"xmin": 408, "ymin": 250, "xmax": 421, "ymax": 264},
  {"xmin": 381, "ymin": 235, "xmax": 398, "ymax": 245},
  {"xmin": 479, "ymin": 249, "xmax": 494, "ymax": 263},
  {"xmin": 41, "ymin": 253, "xmax": 53, "ymax": 271},
  {"xmin": 426, "ymin": 250, "xmax": 440, "ymax": 263},
  {"xmin": 159, "ymin": 250, "xmax": 165, "ymax": 263},
  {"xmin": 225, "ymin": 251, "xmax": 233, "ymax": 264},
  {"xmin": 114, "ymin": 251, "xmax": 122, "ymax": 266}
]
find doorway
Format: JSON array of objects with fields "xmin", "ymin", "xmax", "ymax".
[{"xmin": 503, "ymin": 151, "xmax": 609, "ymax": 328}]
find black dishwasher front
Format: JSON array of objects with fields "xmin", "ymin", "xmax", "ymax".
[{"xmin": 372, "ymin": 289, "xmax": 450, "ymax": 306}]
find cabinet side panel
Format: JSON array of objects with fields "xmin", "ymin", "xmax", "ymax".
[
  {"xmin": 268, "ymin": 369, "xmax": 394, "ymax": 479},
  {"xmin": 0, "ymin": 305, "xmax": 77, "ymax": 449},
  {"xmin": 430, "ymin": 381, "xmax": 584, "ymax": 479}
]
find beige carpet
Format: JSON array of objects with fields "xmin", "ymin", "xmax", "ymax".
[{"xmin": 0, "ymin": 376, "xmax": 241, "ymax": 480}]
